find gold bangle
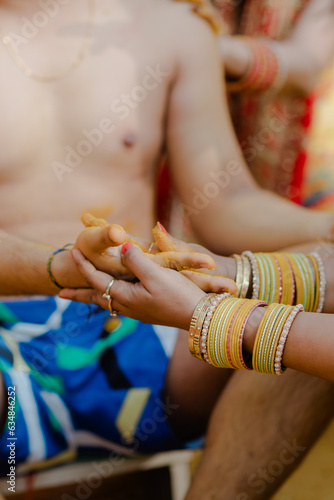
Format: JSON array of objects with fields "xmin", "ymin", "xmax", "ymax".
[
  {"xmin": 240, "ymin": 255, "xmax": 251, "ymax": 298},
  {"xmin": 189, "ymin": 294, "xmax": 215, "ymax": 360},
  {"xmin": 233, "ymin": 254, "xmax": 243, "ymax": 297}
]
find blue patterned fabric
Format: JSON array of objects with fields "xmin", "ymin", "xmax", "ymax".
[{"xmin": 0, "ymin": 297, "xmax": 182, "ymax": 474}]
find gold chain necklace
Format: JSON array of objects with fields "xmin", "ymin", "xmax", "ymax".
[{"xmin": 0, "ymin": 0, "xmax": 96, "ymax": 83}]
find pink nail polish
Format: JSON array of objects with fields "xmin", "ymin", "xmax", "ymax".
[
  {"xmin": 122, "ymin": 243, "xmax": 132, "ymax": 254},
  {"xmin": 159, "ymin": 223, "xmax": 168, "ymax": 235}
]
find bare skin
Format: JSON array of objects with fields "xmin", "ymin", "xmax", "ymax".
[
  {"xmin": 1, "ymin": 0, "xmax": 334, "ymax": 496},
  {"xmin": 221, "ymin": 0, "xmax": 334, "ymax": 94}
]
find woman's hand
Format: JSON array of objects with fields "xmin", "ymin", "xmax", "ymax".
[
  {"xmin": 59, "ymin": 245, "xmax": 237, "ymax": 329},
  {"xmin": 151, "ymin": 224, "xmax": 237, "ymax": 284}
]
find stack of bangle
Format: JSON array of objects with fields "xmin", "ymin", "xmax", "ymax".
[
  {"xmin": 189, "ymin": 293, "xmax": 229, "ymax": 362},
  {"xmin": 226, "ymin": 36, "xmax": 285, "ymax": 93},
  {"xmin": 252, "ymin": 303, "xmax": 304, "ymax": 375},
  {"xmin": 202, "ymin": 296, "xmax": 266, "ymax": 369},
  {"xmin": 234, "ymin": 251, "xmax": 326, "ymax": 313},
  {"xmin": 189, "ymin": 295, "xmax": 304, "ymax": 376}
]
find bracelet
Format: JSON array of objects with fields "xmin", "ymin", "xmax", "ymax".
[
  {"xmin": 242, "ymin": 251, "xmax": 260, "ymax": 299},
  {"xmin": 240, "ymin": 251, "xmax": 325, "ymax": 312},
  {"xmin": 274, "ymin": 304, "xmax": 304, "ymax": 375},
  {"xmin": 233, "ymin": 254, "xmax": 244, "ymax": 298},
  {"xmin": 189, "ymin": 294, "xmax": 217, "ymax": 360},
  {"xmin": 240, "ymin": 255, "xmax": 251, "ymax": 299},
  {"xmin": 263, "ymin": 40, "xmax": 289, "ymax": 94},
  {"xmin": 205, "ymin": 296, "xmax": 266, "ymax": 369},
  {"xmin": 226, "ymin": 37, "xmax": 279, "ymax": 93},
  {"xmin": 200, "ymin": 293, "xmax": 229, "ymax": 363},
  {"xmin": 47, "ymin": 244, "xmax": 73, "ymax": 289},
  {"xmin": 310, "ymin": 252, "xmax": 326, "ymax": 313}
]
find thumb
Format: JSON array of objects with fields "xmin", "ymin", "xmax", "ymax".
[{"xmin": 121, "ymin": 243, "xmax": 163, "ymax": 285}]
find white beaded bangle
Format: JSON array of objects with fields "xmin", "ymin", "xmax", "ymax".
[
  {"xmin": 200, "ymin": 293, "xmax": 230, "ymax": 363},
  {"xmin": 274, "ymin": 304, "xmax": 304, "ymax": 375},
  {"xmin": 310, "ymin": 252, "xmax": 326, "ymax": 313},
  {"xmin": 242, "ymin": 251, "xmax": 260, "ymax": 300}
]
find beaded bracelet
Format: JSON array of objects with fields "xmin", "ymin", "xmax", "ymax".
[
  {"xmin": 190, "ymin": 294, "xmax": 303, "ymax": 377},
  {"xmin": 274, "ymin": 304, "xmax": 304, "ymax": 375},
  {"xmin": 200, "ymin": 293, "xmax": 229, "ymax": 363},
  {"xmin": 47, "ymin": 244, "xmax": 74, "ymax": 289},
  {"xmin": 189, "ymin": 294, "xmax": 216, "ymax": 361},
  {"xmin": 242, "ymin": 251, "xmax": 260, "ymax": 299}
]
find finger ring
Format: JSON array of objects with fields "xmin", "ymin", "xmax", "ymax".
[
  {"xmin": 148, "ymin": 243, "xmax": 154, "ymax": 254},
  {"xmin": 108, "ymin": 298, "xmax": 119, "ymax": 318},
  {"xmin": 102, "ymin": 278, "xmax": 115, "ymax": 300}
]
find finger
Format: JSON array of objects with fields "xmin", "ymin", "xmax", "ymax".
[
  {"xmin": 121, "ymin": 244, "xmax": 164, "ymax": 284},
  {"xmin": 78, "ymin": 225, "xmax": 127, "ymax": 254},
  {"xmin": 150, "ymin": 251, "xmax": 215, "ymax": 271},
  {"xmin": 152, "ymin": 222, "xmax": 192, "ymax": 252},
  {"xmin": 81, "ymin": 212, "xmax": 109, "ymax": 229},
  {"xmin": 180, "ymin": 270, "xmax": 237, "ymax": 294},
  {"xmin": 124, "ymin": 233, "xmax": 152, "ymax": 252},
  {"xmin": 59, "ymin": 287, "xmax": 103, "ymax": 305},
  {"xmin": 71, "ymin": 249, "xmax": 116, "ymax": 290}
]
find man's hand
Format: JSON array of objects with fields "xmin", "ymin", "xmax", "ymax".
[{"xmin": 74, "ymin": 215, "xmax": 219, "ymax": 280}]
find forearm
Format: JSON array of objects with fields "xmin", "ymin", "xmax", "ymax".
[
  {"xmin": 192, "ymin": 188, "xmax": 334, "ymax": 255},
  {"xmin": 0, "ymin": 230, "xmax": 86, "ymax": 296},
  {"xmin": 221, "ymin": 36, "xmax": 315, "ymax": 95},
  {"xmin": 208, "ymin": 247, "xmax": 334, "ymax": 313},
  {"xmin": 244, "ymin": 308, "xmax": 334, "ymax": 383}
]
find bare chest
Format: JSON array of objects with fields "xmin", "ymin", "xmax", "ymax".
[{"xmin": 0, "ymin": 7, "xmax": 173, "ymax": 182}]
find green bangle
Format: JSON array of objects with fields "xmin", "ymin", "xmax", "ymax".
[{"xmin": 47, "ymin": 244, "xmax": 73, "ymax": 289}]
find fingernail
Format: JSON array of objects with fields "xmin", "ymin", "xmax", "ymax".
[
  {"xmin": 121, "ymin": 243, "xmax": 132, "ymax": 254},
  {"xmin": 158, "ymin": 222, "xmax": 168, "ymax": 235}
]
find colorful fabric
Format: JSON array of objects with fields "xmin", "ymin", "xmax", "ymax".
[
  {"xmin": 301, "ymin": 66, "xmax": 334, "ymax": 210},
  {"xmin": 0, "ymin": 298, "xmax": 181, "ymax": 475},
  {"xmin": 214, "ymin": 0, "xmax": 311, "ymax": 200}
]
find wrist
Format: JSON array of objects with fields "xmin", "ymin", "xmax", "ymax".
[
  {"xmin": 51, "ymin": 249, "xmax": 87, "ymax": 289},
  {"xmin": 182, "ymin": 290, "xmax": 206, "ymax": 332},
  {"xmin": 221, "ymin": 36, "xmax": 252, "ymax": 80},
  {"xmin": 243, "ymin": 307, "xmax": 265, "ymax": 353}
]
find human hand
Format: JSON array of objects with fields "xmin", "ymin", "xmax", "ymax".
[
  {"xmin": 59, "ymin": 245, "xmax": 237, "ymax": 329},
  {"xmin": 152, "ymin": 223, "xmax": 237, "ymax": 287},
  {"xmin": 75, "ymin": 214, "xmax": 218, "ymax": 280},
  {"xmin": 219, "ymin": 35, "xmax": 252, "ymax": 80}
]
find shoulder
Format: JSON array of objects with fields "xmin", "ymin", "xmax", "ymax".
[{"xmin": 158, "ymin": 0, "xmax": 221, "ymax": 63}]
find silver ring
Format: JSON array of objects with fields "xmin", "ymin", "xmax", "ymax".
[{"xmin": 102, "ymin": 278, "xmax": 115, "ymax": 300}]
